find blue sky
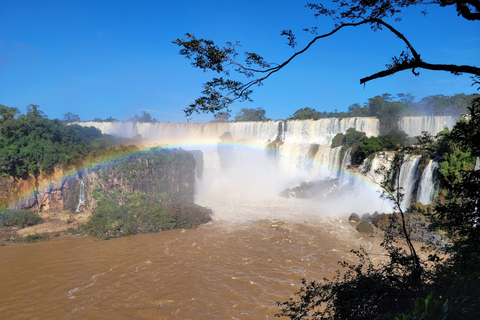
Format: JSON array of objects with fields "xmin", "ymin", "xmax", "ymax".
[{"xmin": 1, "ymin": 0, "xmax": 479, "ymax": 122}]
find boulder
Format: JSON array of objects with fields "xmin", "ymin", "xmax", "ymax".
[
  {"xmin": 361, "ymin": 213, "xmax": 372, "ymax": 221},
  {"xmin": 348, "ymin": 213, "xmax": 360, "ymax": 222},
  {"xmin": 356, "ymin": 221, "xmax": 374, "ymax": 234}
]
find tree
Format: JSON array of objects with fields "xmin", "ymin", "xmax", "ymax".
[
  {"xmin": 63, "ymin": 112, "xmax": 81, "ymax": 123},
  {"xmin": 26, "ymin": 104, "xmax": 46, "ymax": 119},
  {"xmin": 288, "ymin": 107, "xmax": 322, "ymax": 120},
  {"xmin": 234, "ymin": 107, "xmax": 270, "ymax": 121},
  {"xmin": 128, "ymin": 111, "xmax": 157, "ymax": 122},
  {"xmin": 173, "ymin": 1, "xmax": 480, "ymax": 116},
  {"xmin": 212, "ymin": 111, "xmax": 231, "ymax": 122}
]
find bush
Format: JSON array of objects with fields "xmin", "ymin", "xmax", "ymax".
[
  {"xmin": 82, "ymin": 191, "xmax": 211, "ymax": 239},
  {"xmin": 0, "ymin": 209, "xmax": 44, "ymax": 228},
  {"xmin": 24, "ymin": 232, "xmax": 49, "ymax": 242}
]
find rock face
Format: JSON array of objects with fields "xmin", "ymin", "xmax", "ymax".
[{"xmin": 1, "ymin": 149, "xmax": 202, "ymax": 213}]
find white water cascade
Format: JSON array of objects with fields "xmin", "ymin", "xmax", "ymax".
[
  {"xmin": 398, "ymin": 116, "xmax": 456, "ymax": 137},
  {"xmin": 76, "ymin": 180, "xmax": 85, "ymax": 212},
  {"xmin": 77, "ymin": 117, "xmax": 444, "ymax": 215},
  {"xmin": 417, "ymin": 160, "xmax": 439, "ymax": 205},
  {"xmin": 396, "ymin": 155, "xmax": 422, "ymax": 210}
]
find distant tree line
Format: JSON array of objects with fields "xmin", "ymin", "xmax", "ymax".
[
  {"xmin": 289, "ymin": 93, "xmax": 474, "ymax": 134},
  {"xmin": 211, "ymin": 93, "xmax": 473, "ymax": 129}
]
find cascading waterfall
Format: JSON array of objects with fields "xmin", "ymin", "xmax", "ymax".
[
  {"xmin": 398, "ymin": 116, "xmax": 455, "ymax": 137},
  {"xmin": 338, "ymin": 148, "xmax": 352, "ymax": 185},
  {"xmin": 76, "ymin": 180, "xmax": 85, "ymax": 212},
  {"xmin": 417, "ymin": 160, "xmax": 439, "ymax": 205},
  {"xmin": 79, "ymin": 118, "xmax": 379, "ymax": 180},
  {"xmin": 396, "ymin": 155, "xmax": 422, "ymax": 210},
  {"xmin": 77, "ymin": 116, "xmax": 450, "ymax": 214}
]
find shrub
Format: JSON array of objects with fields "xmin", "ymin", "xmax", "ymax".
[
  {"xmin": 0, "ymin": 209, "xmax": 44, "ymax": 228},
  {"xmin": 24, "ymin": 232, "xmax": 49, "ymax": 242}
]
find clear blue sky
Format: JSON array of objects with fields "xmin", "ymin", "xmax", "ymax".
[{"xmin": 1, "ymin": 0, "xmax": 479, "ymax": 122}]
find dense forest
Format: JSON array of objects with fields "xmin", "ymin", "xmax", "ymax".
[{"xmin": 0, "ymin": 104, "xmax": 141, "ymax": 181}]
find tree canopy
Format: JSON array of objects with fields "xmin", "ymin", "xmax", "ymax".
[
  {"xmin": 127, "ymin": 111, "xmax": 157, "ymax": 122},
  {"xmin": 173, "ymin": 1, "xmax": 480, "ymax": 116},
  {"xmin": 234, "ymin": 107, "xmax": 270, "ymax": 121},
  {"xmin": 0, "ymin": 104, "xmax": 103, "ymax": 179}
]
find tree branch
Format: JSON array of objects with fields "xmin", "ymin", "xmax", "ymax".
[{"xmin": 361, "ymin": 61, "xmax": 480, "ymax": 84}]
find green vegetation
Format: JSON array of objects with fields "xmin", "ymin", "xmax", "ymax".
[
  {"xmin": 290, "ymin": 93, "xmax": 473, "ymax": 135},
  {"xmin": 212, "ymin": 111, "xmax": 231, "ymax": 122},
  {"xmin": 0, "ymin": 209, "xmax": 44, "ymax": 228},
  {"xmin": 350, "ymin": 129, "xmax": 409, "ymax": 165},
  {"xmin": 277, "ymin": 95, "xmax": 480, "ymax": 319},
  {"xmin": 63, "ymin": 112, "xmax": 80, "ymax": 123},
  {"xmin": 80, "ymin": 191, "xmax": 210, "ymax": 239},
  {"xmin": 127, "ymin": 111, "xmax": 157, "ymax": 122},
  {"xmin": 91, "ymin": 116, "xmax": 118, "ymax": 122},
  {"xmin": 0, "ymin": 104, "xmax": 103, "ymax": 179},
  {"xmin": 288, "ymin": 107, "xmax": 323, "ymax": 120},
  {"xmin": 331, "ymin": 127, "xmax": 409, "ymax": 165},
  {"xmin": 73, "ymin": 148, "xmax": 211, "ymax": 239},
  {"xmin": 0, "ymin": 103, "xmax": 147, "ymax": 182},
  {"xmin": 24, "ymin": 232, "xmax": 49, "ymax": 242},
  {"xmin": 234, "ymin": 107, "xmax": 270, "ymax": 121}
]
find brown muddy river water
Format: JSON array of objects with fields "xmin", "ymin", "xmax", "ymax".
[{"xmin": 0, "ymin": 195, "xmax": 386, "ymax": 320}]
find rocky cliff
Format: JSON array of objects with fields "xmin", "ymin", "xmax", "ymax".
[{"xmin": 1, "ymin": 148, "xmax": 203, "ymax": 213}]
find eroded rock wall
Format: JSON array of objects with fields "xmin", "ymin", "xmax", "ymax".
[{"xmin": 1, "ymin": 149, "xmax": 201, "ymax": 213}]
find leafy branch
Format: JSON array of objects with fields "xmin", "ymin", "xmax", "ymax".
[{"xmin": 174, "ymin": 6, "xmax": 480, "ymax": 116}]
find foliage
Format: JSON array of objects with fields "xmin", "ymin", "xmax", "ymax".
[
  {"xmin": 23, "ymin": 232, "xmax": 49, "ymax": 242},
  {"xmin": 234, "ymin": 107, "xmax": 270, "ymax": 121},
  {"xmin": 63, "ymin": 112, "xmax": 80, "ymax": 123},
  {"xmin": 351, "ymin": 136, "xmax": 383, "ymax": 164},
  {"xmin": 127, "ymin": 111, "xmax": 158, "ymax": 122},
  {"xmin": 0, "ymin": 103, "xmax": 149, "ymax": 183},
  {"xmin": 81, "ymin": 191, "xmax": 208, "ymax": 239},
  {"xmin": 288, "ymin": 107, "xmax": 323, "ymax": 120},
  {"xmin": 0, "ymin": 104, "xmax": 104, "ymax": 179},
  {"xmin": 278, "ymin": 94, "xmax": 480, "ymax": 319},
  {"xmin": 391, "ymin": 291, "xmax": 461, "ymax": 320},
  {"xmin": 212, "ymin": 111, "xmax": 231, "ymax": 122},
  {"xmin": 277, "ymin": 244, "xmax": 428, "ymax": 320},
  {"xmin": 344, "ymin": 128, "xmax": 365, "ymax": 147},
  {"xmin": 351, "ymin": 130, "xmax": 409, "ymax": 164},
  {"xmin": 0, "ymin": 209, "xmax": 44, "ymax": 228},
  {"xmin": 91, "ymin": 116, "xmax": 118, "ymax": 122}
]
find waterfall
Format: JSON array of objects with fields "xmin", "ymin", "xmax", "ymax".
[
  {"xmin": 398, "ymin": 116, "xmax": 456, "ymax": 137},
  {"xmin": 417, "ymin": 160, "xmax": 439, "ymax": 205},
  {"xmin": 338, "ymin": 148, "xmax": 352, "ymax": 185},
  {"xmin": 78, "ymin": 118, "xmax": 379, "ymax": 180},
  {"xmin": 396, "ymin": 155, "xmax": 422, "ymax": 210},
  {"xmin": 76, "ymin": 118, "xmax": 443, "ymax": 214},
  {"xmin": 475, "ymin": 157, "xmax": 480, "ymax": 171},
  {"xmin": 76, "ymin": 180, "xmax": 85, "ymax": 212}
]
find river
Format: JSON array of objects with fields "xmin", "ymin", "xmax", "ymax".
[{"xmin": 0, "ymin": 193, "xmax": 387, "ymax": 320}]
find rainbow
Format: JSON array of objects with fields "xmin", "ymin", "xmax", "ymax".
[{"xmin": 5, "ymin": 139, "xmax": 386, "ymax": 212}]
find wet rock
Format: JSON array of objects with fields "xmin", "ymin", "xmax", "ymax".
[
  {"xmin": 356, "ymin": 221, "xmax": 374, "ymax": 234},
  {"xmin": 348, "ymin": 213, "xmax": 360, "ymax": 222},
  {"xmin": 361, "ymin": 213, "xmax": 372, "ymax": 221}
]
